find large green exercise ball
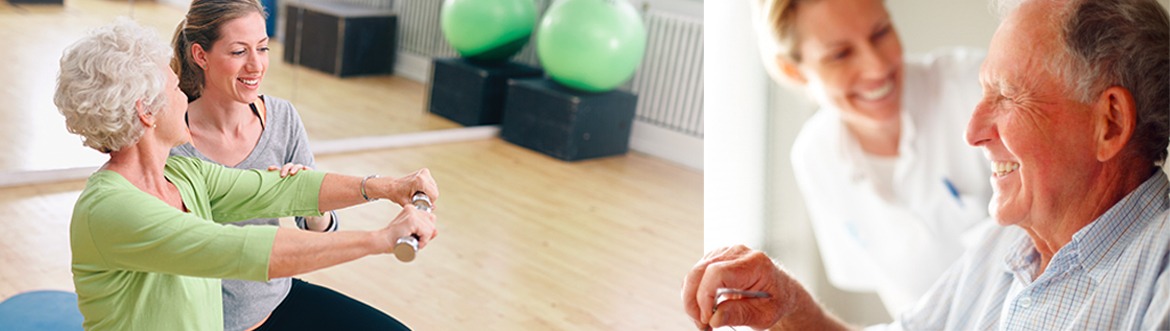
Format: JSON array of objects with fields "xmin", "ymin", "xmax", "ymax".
[
  {"xmin": 440, "ymin": 0, "xmax": 538, "ymax": 63},
  {"xmin": 536, "ymin": 0, "xmax": 647, "ymax": 92}
]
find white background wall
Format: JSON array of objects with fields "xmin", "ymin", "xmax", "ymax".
[{"xmin": 702, "ymin": 0, "xmax": 769, "ymax": 252}]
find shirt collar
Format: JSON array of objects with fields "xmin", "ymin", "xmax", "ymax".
[
  {"xmin": 1001, "ymin": 171, "xmax": 1169, "ymax": 282},
  {"xmin": 1003, "ymin": 231, "xmax": 1041, "ymax": 285},
  {"xmin": 1071, "ymin": 170, "xmax": 1168, "ymax": 279}
]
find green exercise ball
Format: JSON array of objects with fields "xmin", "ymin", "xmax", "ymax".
[
  {"xmin": 537, "ymin": 0, "xmax": 647, "ymax": 92},
  {"xmin": 440, "ymin": 0, "xmax": 538, "ymax": 63}
]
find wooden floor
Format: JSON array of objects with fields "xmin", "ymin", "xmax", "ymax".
[
  {"xmin": 0, "ymin": 0, "xmax": 705, "ymax": 329},
  {"xmin": 0, "ymin": 140, "xmax": 704, "ymax": 329}
]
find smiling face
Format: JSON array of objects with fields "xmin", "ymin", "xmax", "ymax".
[
  {"xmin": 966, "ymin": 2, "xmax": 1098, "ymax": 228},
  {"xmin": 193, "ymin": 10, "xmax": 269, "ymax": 104},
  {"xmin": 783, "ymin": 0, "xmax": 904, "ymax": 128}
]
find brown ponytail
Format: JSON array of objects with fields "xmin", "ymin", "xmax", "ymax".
[{"xmin": 171, "ymin": 18, "xmax": 205, "ymax": 102}]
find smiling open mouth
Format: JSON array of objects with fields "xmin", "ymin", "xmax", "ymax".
[
  {"xmin": 858, "ymin": 81, "xmax": 894, "ymax": 101},
  {"xmin": 992, "ymin": 161, "xmax": 1020, "ymax": 177}
]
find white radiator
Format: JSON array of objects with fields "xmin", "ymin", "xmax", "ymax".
[
  {"xmin": 309, "ymin": 0, "xmax": 392, "ymax": 10},
  {"xmin": 629, "ymin": 10, "xmax": 704, "ymax": 137}
]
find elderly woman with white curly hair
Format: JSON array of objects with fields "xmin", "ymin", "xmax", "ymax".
[{"xmin": 55, "ymin": 18, "xmax": 438, "ymax": 330}]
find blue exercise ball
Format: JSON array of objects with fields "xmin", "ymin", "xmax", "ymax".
[
  {"xmin": 536, "ymin": 0, "xmax": 647, "ymax": 92},
  {"xmin": 441, "ymin": 0, "xmax": 538, "ymax": 63}
]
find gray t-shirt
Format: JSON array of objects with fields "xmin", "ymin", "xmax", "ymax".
[{"xmin": 170, "ymin": 95, "xmax": 315, "ymax": 331}]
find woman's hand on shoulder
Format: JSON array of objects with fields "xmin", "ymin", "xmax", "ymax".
[{"xmin": 268, "ymin": 163, "xmax": 313, "ymax": 178}]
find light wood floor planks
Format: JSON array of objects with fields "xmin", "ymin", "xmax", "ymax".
[{"xmin": 0, "ymin": 139, "xmax": 704, "ymax": 329}]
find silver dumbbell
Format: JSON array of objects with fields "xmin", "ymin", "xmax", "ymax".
[{"xmin": 393, "ymin": 192, "xmax": 431, "ymax": 262}]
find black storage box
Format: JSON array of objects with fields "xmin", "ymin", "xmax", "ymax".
[
  {"xmin": 501, "ymin": 78, "xmax": 638, "ymax": 161},
  {"xmin": 427, "ymin": 58, "xmax": 543, "ymax": 126},
  {"xmin": 283, "ymin": 1, "xmax": 397, "ymax": 77}
]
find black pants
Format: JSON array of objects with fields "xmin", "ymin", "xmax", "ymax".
[{"xmin": 255, "ymin": 279, "xmax": 411, "ymax": 331}]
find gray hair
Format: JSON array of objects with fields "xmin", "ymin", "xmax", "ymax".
[
  {"xmin": 54, "ymin": 18, "xmax": 172, "ymax": 153},
  {"xmin": 996, "ymin": 0, "xmax": 1170, "ymax": 163}
]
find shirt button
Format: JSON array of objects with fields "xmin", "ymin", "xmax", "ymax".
[{"xmin": 1019, "ymin": 296, "xmax": 1033, "ymax": 308}]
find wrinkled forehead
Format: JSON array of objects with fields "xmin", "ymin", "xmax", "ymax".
[{"xmin": 982, "ymin": 1, "xmax": 1064, "ymax": 89}]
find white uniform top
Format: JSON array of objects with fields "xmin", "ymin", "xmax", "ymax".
[{"xmin": 790, "ymin": 48, "xmax": 994, "ymax": 315}]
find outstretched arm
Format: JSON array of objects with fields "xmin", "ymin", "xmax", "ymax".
[
  {"xmin": 266, "ymin": 168, "xmax": 440, "ymax": 278},
  {"xmin": 267, "ymin": 203, "xmax": 436, "ymax": 278},
  {"xmin": 316, "ymin": 168, "xmax": 439, "ymax": 212}
]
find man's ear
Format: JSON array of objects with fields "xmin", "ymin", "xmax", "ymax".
[
  {"xmin": 776, "ymin": 57, "xmax": 808, "ymax": 86},
  {"xmin": 191, "ymin": 43, "xmax": 208, "ymax": 70},
  {"xmin": 1094, "ymin": 86, "xmax": 1137, "ymax": 162}
]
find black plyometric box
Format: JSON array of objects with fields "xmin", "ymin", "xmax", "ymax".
[
  {"xmin": 428, "ymin": 58, "xmax": 543, "ymax": 126},
  {"xmin": 501, "ymin": 78, "xmax": 638, "ymax": 161},
  {"xmin": 283, "ymin": 1, "xmax": 396, "ymax": 77}
]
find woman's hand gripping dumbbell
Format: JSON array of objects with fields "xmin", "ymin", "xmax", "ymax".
[{"xmin": 393, "ymin": 192, "xmax": 432, "ymax": 262}]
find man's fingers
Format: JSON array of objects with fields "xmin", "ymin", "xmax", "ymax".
[
  {"xmin": 696, "ymin": 260, "xmax": 734, "ymax": 325},
  {"xmin": 683, "ymin": 260, "xmax": 709, "ymax": 328},
  {"xmin": 683, "ymin": 245, "xmax": 759, "ymax": 330}
]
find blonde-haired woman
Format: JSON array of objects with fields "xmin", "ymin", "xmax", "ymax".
[
  {"xmin": 56, "ymin": 18, "xmax": 434, "ymax": 330},
  {"xmin": 752, "ymin": 0, "xmax": 992, "ymax": 314}
]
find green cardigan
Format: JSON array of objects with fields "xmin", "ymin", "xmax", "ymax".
[{"xmin": 70, "ymin": 156, "xmax": 325, "ymax": 330}]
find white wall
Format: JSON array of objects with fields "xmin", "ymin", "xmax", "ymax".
[{"xmin": 703, "ymin": 0, "xmax": 769, "ymax": 251}]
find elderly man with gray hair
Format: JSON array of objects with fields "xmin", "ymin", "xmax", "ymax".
[{"xmin": 682, "ymin": 0, "xmax": 1170, "ymax": 329}]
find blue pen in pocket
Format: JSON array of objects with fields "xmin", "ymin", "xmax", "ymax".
[{"xmin": 944, "ymin": 178, "xmax": 964, "ymax": 208}]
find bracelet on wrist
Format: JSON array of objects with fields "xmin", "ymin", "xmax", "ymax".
[{"xmin": 360, "ymin": 175, "xmax": 378, "ymax": 201}]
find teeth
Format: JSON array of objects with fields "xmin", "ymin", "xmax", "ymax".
[
  {"xmin": 240, "ymin": 78, "xmax": 259, "ymax": 86},
  {"xmin": 858, "ymin": 81, "xmax": 894, "ymax": 101},
  {"xmin": 990, "ymin": 161, "xmax": 1020, "ymax": 177}
]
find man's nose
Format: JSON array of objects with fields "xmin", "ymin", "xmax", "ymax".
[{"xmin": 966, "ymin": 100, "xmax": 996, "ymax": 147}]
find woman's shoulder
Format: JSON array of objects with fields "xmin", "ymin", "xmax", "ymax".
[
  {"xmin": 260, "ymin": 95, "xmax": 301, "ymax": 117},
  {"xmin": 259, "ymin": 94, "xmax": 308, "ymax": 129},
  {"xmin": 169, "ymin": 143, "xmax": 204, "ymax": 159},
  {"xmin": 791, "ymin": 110, "xmax": 843, "ymax": 170},
  {"xmin": 165, "ymin": 155, "xmax": 205, "ymax": 168}
]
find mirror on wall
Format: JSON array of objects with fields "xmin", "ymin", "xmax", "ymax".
[
  {"xmin": 0, "ymin": 0, "xmax": 165, "ymax": 174},
  {"xmin": 0, "ymin": 0, "xmax": 463, "ymax": 180}
]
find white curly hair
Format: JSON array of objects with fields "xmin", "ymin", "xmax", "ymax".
[{"xmin": 54, "ymin": 18, "xmax": 173, "ymax": 153}]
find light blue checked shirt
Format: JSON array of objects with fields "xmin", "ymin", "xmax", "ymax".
[{"xmin": 869, "ymin": 171, "xmax": 1170, "ymax": 331}]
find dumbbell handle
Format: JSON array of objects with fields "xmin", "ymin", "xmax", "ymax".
[{"xmin": 393, "ymin": 192, "xmax": 431, "ymax": 262}]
